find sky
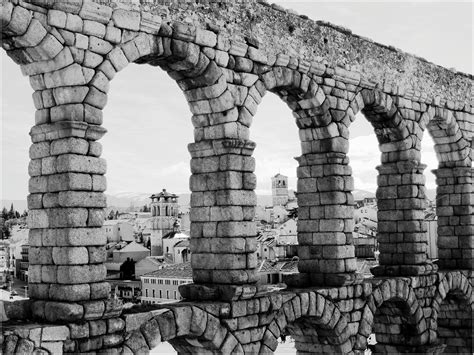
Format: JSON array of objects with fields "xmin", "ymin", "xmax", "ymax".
[{"xmin": 1, "ymin": 1, "xmax": 472, "ymax": 201}]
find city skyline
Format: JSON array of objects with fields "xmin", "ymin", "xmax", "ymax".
[{"xmin": 1, "ymin": 1, "xmax": 472, "ymax": 200}]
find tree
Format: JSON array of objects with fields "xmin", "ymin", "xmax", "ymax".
[
  {"xmin": 1, "ymin": 219, "xmax": 10, "ymax": 239},
  {"xmin": 8, "ymin": 203, "xmax": 15, "ymax": 220},
  {"xmin": 108, "ymin": 210, "xmax": 115, "ymax": 220},
  {"xmin": 21, "ymin": 210, "xmax": 28, "ymax": 217},
  {"xmin": 1, "ymin": 208, "xmax": 8, "ymax": 219}
]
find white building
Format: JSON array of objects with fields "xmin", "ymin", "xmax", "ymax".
[
  {"xmin": 277, "ymin": 219, "xmax": 297, "ymax": 245},
  {"xmin": 162, "ymin": 229, "xmax": 190, "ymax": 264},
  {"xmin": 103, "ymin": 220, "xmax": 134, "ymax": 243},
  {"xmin": 140, "ymin": 263, "xmax": 192, "ymax": 304}
]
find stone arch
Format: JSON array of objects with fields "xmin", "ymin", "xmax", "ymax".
[
  {"xmin": 349, "ymin": 89, "xmax": 432, "ymax": 275},
  {"xmin": 431, "ymin": 271, "xmax": 473, "ymax": 353},
  {"xmin": 123, "ymin": 306, "xmax": 242, "ymax": 354},
  {"xmin": 355, "ymin": 278, "xmax": 428, "ymax": 353},
  {"xmin": 421, "ymin": 107, "xmax": 472, "ymax": 168},
  {"xmin": 351, "ymin": 88, "xmax": 417, "ymax": 161},
  {"xmin": 262, "ymin": 292, "xmax": 352, "ymax": 354},
  {"xmin": 2, "ymin": 0, "xmax": 260, "ymax": 300},
  {"xmin": 254, "ymin": 66, "xmax": 359, "ymax": 285}
]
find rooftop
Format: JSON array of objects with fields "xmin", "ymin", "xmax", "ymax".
[
  {"xmin": 142, "ymin": 262, "xmax": 192, "ymax": 279},
  {"xmin": 150, "ymin": 189, "xmax": 178, "ymax": 200}
]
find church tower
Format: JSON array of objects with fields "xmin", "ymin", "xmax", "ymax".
[
  {"xmin": 272, "ymin": 174, "xmax": 289, "ymax": 206},
  {"xmin": 149, "ymin": 189, "xmax": 179, "ymax": 256}
]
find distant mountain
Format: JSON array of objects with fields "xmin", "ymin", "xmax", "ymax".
[
  {"xmin": 105, "ymin": 192, "xmax": 191, "ymax": 212},
  {"xmin": 2, "ymin": 187, "xmax": 437, "ymax": 212}
]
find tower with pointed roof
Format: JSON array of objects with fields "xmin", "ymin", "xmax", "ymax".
[{"xmin": 149, "ymin": 189, "xmax": 180, "ymax": 256}]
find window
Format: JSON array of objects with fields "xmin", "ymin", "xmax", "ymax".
[
  {"xmin": 174, "ymin": 291, "xmax": 177, "ymax": 299},
  {"xmin": 166, "ymin": 290, "xmax": 169, "ymax": 299},
  {"xmin": 145, "ymin": 289, "xmax": 148, "ymax": 297},
  {"xmin": 152, "ymin": 290, "xmax": 155, "ymax": 298},
  {"xmin": 158, "ymin": 279, "xmax": 163, "ymax": 284},
  {"xmin": 159, "ymin": 290, "xmax": 162, "ymax": 298},
  {"xmin": 173, "ymin": 280, "xmax": 178, "ymax": 285},
  {"xmin": 165, "ymin": 280, "xmax": 170, "ymax": 285}
]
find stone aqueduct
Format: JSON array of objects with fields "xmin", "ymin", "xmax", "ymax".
[{"xmin": 0, "ymin": 0, "xmax": 473, "ymax": 354}]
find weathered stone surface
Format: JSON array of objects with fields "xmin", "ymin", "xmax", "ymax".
[
  {"xmin": 44, "ymin": 302, "xmax": 83, "ymax": 322},
  {"xmin": 44, "ymin": 64, "xmax": 85, "ymax": 88},
  {"xmin": 112, "ymin": 9, "xmax": 140, "ymax": 31},
  {"xmin": 49, "ymin": 284, "xmax": 90, "ymax": 301},
  {"xmin": 79, "ymin": 2, "xmax": 112, "ymax": 24}
]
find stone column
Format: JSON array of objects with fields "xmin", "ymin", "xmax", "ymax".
[
  {"xmin": 182, "ymin": 138, "xmax": 258, "ymax": 300},
  {"xmin": 293, "ymin": 152, "xmax": 357, "ymax": 286},
  {"xmin": 24, "ymin": 62, "xmax": 121, "ymax": 321},
  {"xmin": 373, "ymin": 161, "xmax": 433, "ymax": 276},
  {"xmin": 433, "ymin": 167, "xmax": 473, "ymax": 270},
  {"xmin": 27, "ymin": 119, "xmax": 117, "ymax": 322}
]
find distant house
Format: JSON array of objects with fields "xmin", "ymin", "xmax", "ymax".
[
  {"xmin": 354, "ymin": 205, "xmax": 378, "ymax": 230},
  {"xmin": 103, "ymin": 220, "xmax": 134, "ymax": 243},
  {"xmin": 277, "ymin": 219, "xmax": 297, "ymax": 245},
  {"xmin": 257, "ymin": 259, "xmax": 298, "ymax": 285},
  {"xmin": 135, "ymin": 256, "xmax": 165, "ymax": 277},
  {"xmin": 140, "ymin": 262, "xmax": 192, "ymax": 304},
  {"xmin": 18, "ymin": 244, "xmax": 29, "ymax": 282},
  {"xmin": 109, "ymin": 279, "xmax": 141, "ymax": 302},
  {"xmin": 162, "ymin": 230, "xmax": 190, "ymax": 264},
  {"xmin": 112, "ymin": 241, "xmax": 150, "ymax": 263}
]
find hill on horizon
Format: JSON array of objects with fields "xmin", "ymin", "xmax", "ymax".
[{"xmin": 2, "ymin": 188, "xmax": 437, "ymax": 211}]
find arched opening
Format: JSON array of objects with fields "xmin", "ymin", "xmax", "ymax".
[
  {"xmin": 351, "ymin": 89, "xmax": 431, "ymax": 275},
  {"xmin": 419, "ymin": 131, "xmax": 438, "ymax": 260},
  {"xmin": 1, "ymin": 50, "xmax": 36, "ymax": 295},
  {"xmin": 280, "ymin": 319, "xmax": 350, "ymax": 354},
  {"xmin": 371, "ymin": 298, "xmax": 422, "ymax": 353},
  {"xmin": 437, "ymin": 289, "xmax": 472, "ymax": 353},
  {"xmin": 271, "ymin": 294, "xmax": 352, "ymax": 355},
  {"xmin": 424, "ymin": 110, "xmax": 472, "ymax": 270},
  {"xmin": 251, "ymin": 90, "xmax": 300, "ymax": 262},
  {"xmin": 1, "ymin": 51, "xmax": 34, "ymax": 205},
  {"xmin": 347, "ymin": 114, "xmax": 379, "ymax": 263}
]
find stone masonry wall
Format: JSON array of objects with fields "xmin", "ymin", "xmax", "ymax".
[{"xmin": 1, "ymin": 271, "xmax": 472, "ymax": 354}]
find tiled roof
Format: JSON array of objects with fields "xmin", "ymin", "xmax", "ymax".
[
  {"xmin": 163, "ymin": 231, "xmax": 189, "ymax": 240},
  {"xmin": 174, "ymin": 240, "xmax": 190, "ymax": 248},
  {"xmin": 142, "ymin": 262, "xmax": 192, "ymax": 279},
  {"xmin": 115, "ymin": 241, "xmax": 149, "ymax": 253},
  {"xmin": 258, "ymin": 259, "xmax": 299, "ymax": 274}
]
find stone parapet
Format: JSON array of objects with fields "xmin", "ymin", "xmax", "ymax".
[{"xmin": 1, "ymin": 271, "xmax": 472, "ymax": 354}]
